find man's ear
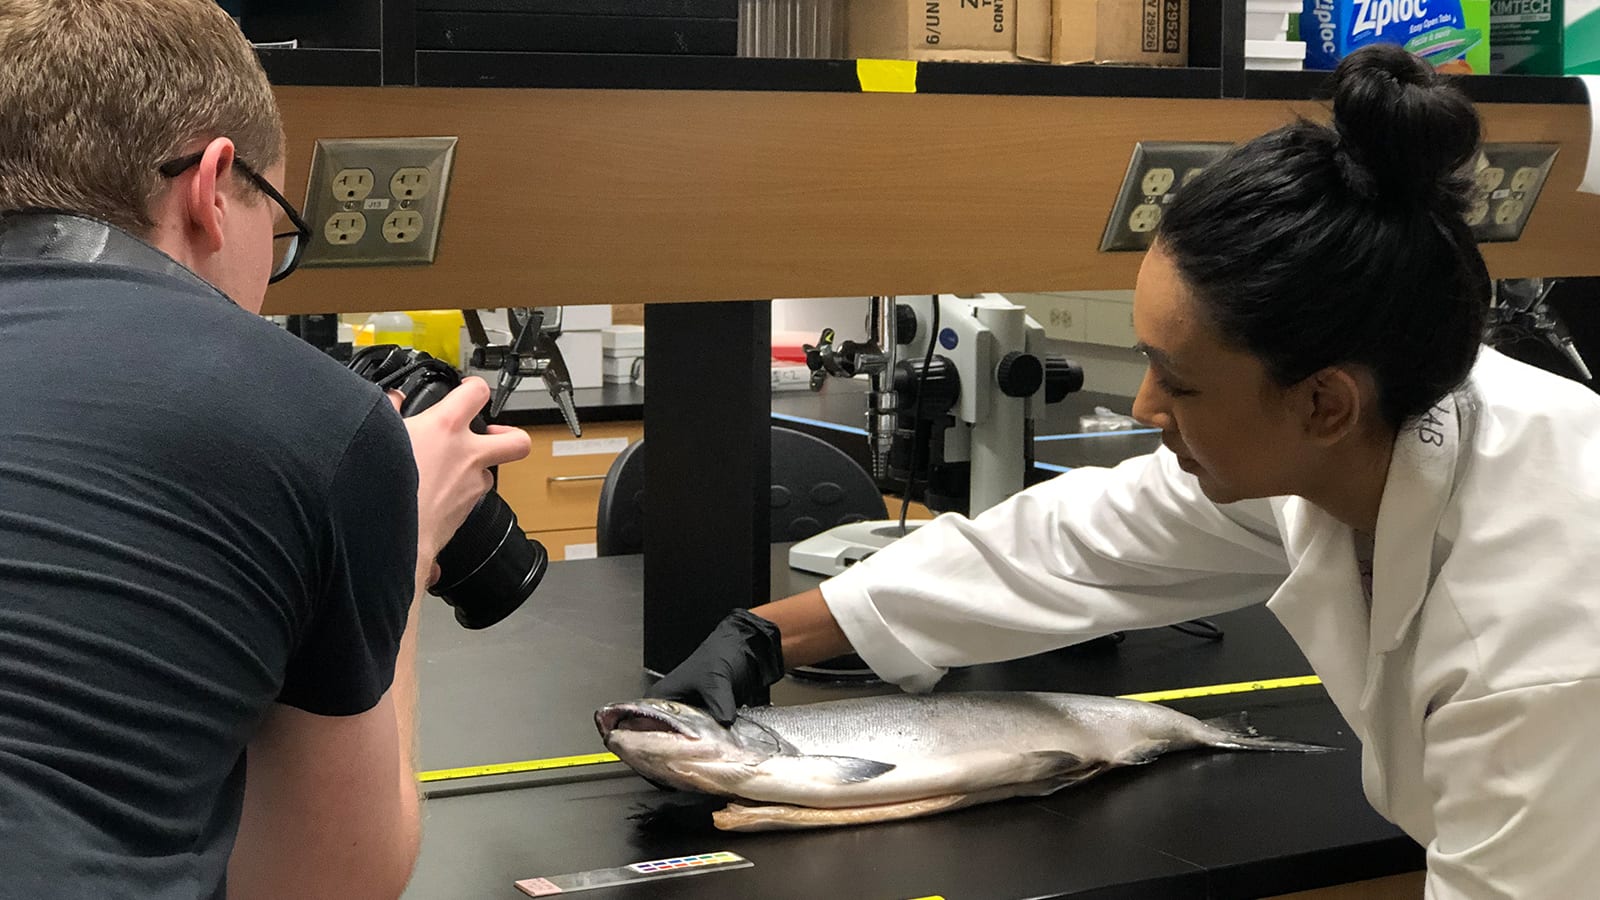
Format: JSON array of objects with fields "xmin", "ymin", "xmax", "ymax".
[
  {"xmin": 183, "ymin": 137, "xmax": 237, "ymax": 255},
  {"xmin": 1300, "ymin": 366, "xmax": 1367, "ymax": 445}
]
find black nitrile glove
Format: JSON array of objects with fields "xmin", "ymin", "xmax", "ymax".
[{"xmin": 649, "ymin": 609, "xmax": 784, "ymax": 725}]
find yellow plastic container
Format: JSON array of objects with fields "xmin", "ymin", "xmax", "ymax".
[{"xmin": 405, "ymin": 310, "xmax": 466, "ymax": 368}]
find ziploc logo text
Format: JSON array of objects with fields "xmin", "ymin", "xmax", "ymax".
[
  {"xmin": 1302, "ymin": 0, "xmax": 1476, "ymax": 71},
  {"xmin": 1352, "ymin": 0, "xmax": 1428, "ymax": 36}
]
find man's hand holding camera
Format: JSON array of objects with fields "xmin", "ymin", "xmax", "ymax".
[{"xmin": 391, "ymin": 377, "xmax": 532, "ymax": 581}]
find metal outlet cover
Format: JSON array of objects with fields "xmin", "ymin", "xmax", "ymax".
[
  {"xmin": 1100, "ymin": 141, "xmax": 1231, "ymax": 253},
  {"xmin": 1467, "ymin": 143, "xmax": 1558, "ymax": 243},
  {"xmin": 298, "ymin": 136, "xmax": 457, "ymax": 268}
]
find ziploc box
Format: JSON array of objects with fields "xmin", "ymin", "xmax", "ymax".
[{"xmin": 1302, "ymin": 0, "xmax": 1492, "ymax": 72}]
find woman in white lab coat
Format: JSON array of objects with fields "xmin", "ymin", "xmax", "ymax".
[{"xmin": 652, "ymin": 44, "xmax": 1600, "ymax": 897}]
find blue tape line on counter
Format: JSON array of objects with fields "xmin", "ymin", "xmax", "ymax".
[
  {"xmin": 1035, "ymin": 428, "xmax": 1160, "ymax": 441},
  {"xmin": 771, "ymin": 413, "xmax": 867, "ymax": 435}
]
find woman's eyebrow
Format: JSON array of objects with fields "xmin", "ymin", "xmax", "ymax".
[{"xmin": 1133, "ymin": 341, "xmax": 1182, "ymax": 374}]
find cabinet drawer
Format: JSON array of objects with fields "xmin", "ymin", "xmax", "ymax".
[
  {"xmin": 527, "ymin": 527, "xmax": 599, "ymax": 562},
  {"xmin": 498, "ymin": 421, "xmax": 642, "ymax": 533}
]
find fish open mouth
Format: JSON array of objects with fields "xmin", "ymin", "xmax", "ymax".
[{"xmin": 595, "ymin": 705, "xmax": 691, "ymax": 740}]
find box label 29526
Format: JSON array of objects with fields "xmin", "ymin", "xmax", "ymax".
[{"xmin": 1142, "ymin": 0, "xmax": 1183, "ymax": 52}]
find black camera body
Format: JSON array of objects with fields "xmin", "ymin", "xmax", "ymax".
[{"xmin": 348, "ymin": 345, "xmax": 548, "ymax": 629}]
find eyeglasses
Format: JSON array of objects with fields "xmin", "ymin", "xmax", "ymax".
[{"xmin": 158, "ymin": 151, "xmax": 311, "ymax": 284}]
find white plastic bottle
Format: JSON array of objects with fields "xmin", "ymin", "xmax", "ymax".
[{"xmin": 367, "ymin": 311, "xmax": 414, "ymax": 348}]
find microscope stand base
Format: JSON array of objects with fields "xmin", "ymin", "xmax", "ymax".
[{"xmin": 787, "ymin": 520, "xmax": 927, "ymax": 577}]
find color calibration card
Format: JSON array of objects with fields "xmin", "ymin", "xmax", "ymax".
[{"xmin": 515, "ymin": 851, "xmax": 752, "ymax": 896}]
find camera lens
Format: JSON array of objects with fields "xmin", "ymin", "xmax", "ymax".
[
  {"xmin": 347, "ymin": 345, "xmax": 548, "ymax": 630},
  {"xmin": 432, "ymin": 488, "xmax": 548, "ymax": 629}
]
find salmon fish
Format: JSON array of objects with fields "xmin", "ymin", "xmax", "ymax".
[{"xmin": 594, "ymin": 691, "xmax": 1329, "ymax": 831}]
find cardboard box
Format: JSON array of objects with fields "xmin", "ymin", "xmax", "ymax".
[
  {"xmin": 1055, "ymin": 0, "xmax": 1189, "ymax": 65},
  {"xmin": 848, "ymin": 0, "xmax": 1052, "ymax": 62}
]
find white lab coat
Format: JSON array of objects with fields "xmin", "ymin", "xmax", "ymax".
[{"xmin": 822, "ymin": 348, "xmax": 1600, "ymax": 899}]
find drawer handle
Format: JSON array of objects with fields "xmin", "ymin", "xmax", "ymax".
[{"xmin": 547, "ymin": 474, "xmax": 607, "ymax": 484}]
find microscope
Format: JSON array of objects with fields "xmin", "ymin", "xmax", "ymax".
[{"xmin": 788, "ymin": 294, "xmax": 1083, "ymax": 576}]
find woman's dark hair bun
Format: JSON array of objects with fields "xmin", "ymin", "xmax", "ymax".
[{"xmin": 1330, "ymin": 44, "xmax": 1481, "ymax": 204}]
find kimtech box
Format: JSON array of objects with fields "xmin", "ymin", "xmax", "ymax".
[
  {"xmin": 1301, "ymin": 0, "xmax": 1492, "ymax": 72},
  {"xmin": 848, "ymin": 0, "xmax": 1052, "ymax": 62},
  {"xmin": 1491, "ymin": 0, "xmax": 1562, "ymax": 72}
]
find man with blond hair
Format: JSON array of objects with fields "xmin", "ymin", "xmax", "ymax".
[{"xmin": 0, "ymin": 2, "xmax": 530, "ymax": 897}]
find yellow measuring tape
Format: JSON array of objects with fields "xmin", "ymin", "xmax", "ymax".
[
  {"xmin": 416, "ymin": 674, "xmax": 1323, "ymax": 784},
  {"xmin": 1118, "ymin": 674, "xmax": 1322, "ymax": 704}
]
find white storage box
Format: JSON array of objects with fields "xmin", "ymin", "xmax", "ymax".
[
  {"xmin": 555, "ymin": 330, "xmax": 603, "ymax": 389},
  {"xmin": 603, "ymin": 354, "xmax": 642, "ymax": 384},
  {"xmin": 559, "ymin": 304, "xmax": 613, "ymax": 331},
  {"xmin": 771, "ymin": 363, "xmax": 812, "ymax": 392},
  {"xmin": 1245, "ymin": 39, "xmax": 1306, "ymax": 70},
  {"xmin": 601, "ymin": 324, "xmax": 644, "ymax": 354},
  {"xmin": 1245, "ymin": 0, "xmax": 1298, "ymax": 40},
  {"xmin": 1246, "ymin": 11, "xmax": 1290, "ymax": 39}
]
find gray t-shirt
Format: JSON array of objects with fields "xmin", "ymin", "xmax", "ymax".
[{"xmin": 0, "ymin": 224, "xmax": 417, "ymax": 898}]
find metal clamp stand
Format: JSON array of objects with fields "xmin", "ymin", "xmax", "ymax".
[
  {"xmin": 1487, "ymin": 279, "xmax": 1592, "ymax": 383},
  {"xmin": 464, "ymin": 307, "xmax": 583, "ymax": 437}
]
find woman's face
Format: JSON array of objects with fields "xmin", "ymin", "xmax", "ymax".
[{"xmin": 1129, "ymin": 244, "xmax": 1313, "ymax": 504}]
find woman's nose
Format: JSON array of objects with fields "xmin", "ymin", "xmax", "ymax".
[{"xmin": 1131, "ymin": 369, "xmax": 1172, "ymax": 431}]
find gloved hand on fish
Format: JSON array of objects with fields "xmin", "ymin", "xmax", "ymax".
[{"xmin": 594, "ymin": 691, "xmax": 1332, "ymax": 832}]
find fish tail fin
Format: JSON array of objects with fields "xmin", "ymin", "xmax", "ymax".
[{"xmin": 1202, "ymin": 712, "xmax": 1335, "ymax": 753}]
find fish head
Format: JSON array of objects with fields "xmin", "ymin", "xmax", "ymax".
[
  {"xmin": 596, "ymin": 698, "xmax": 765, "ymax": 795},
  {"xmin": 596, "ymin": 698, "xmax": 728, "ymax": 754}
]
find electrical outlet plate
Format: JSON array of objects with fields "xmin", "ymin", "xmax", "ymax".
[
  {"xmin": 1467, "ymin": 143, "xmax": 1558, "ymax": 243},
  {"xmin": 1100, "ymin": 141, "xmax": 1231, "ymax": 252},
  {"xmin": 298, "ymin": 137, "xmax": 457, "ymax": 268}
]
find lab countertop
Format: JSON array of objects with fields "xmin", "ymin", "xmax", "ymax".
[{"xmin": 406, "ymin": 547, "xmax": 1422, "ymax": 899}]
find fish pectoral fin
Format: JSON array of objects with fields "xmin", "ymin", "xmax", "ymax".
[
  {"xmin": 795, "ymin": 755, "xmax": 896, "ymax": 784},
  {"xmin": 1113, "ymin": 739, "xmax": 1172, "ymax": 767},
  {"xmin": 1022, "ymin": 749, "xmax": 1088, "ymax": 777},
  {"xmin": 751, "ymin": 754, "xmax": 895, "ymax": 785}
]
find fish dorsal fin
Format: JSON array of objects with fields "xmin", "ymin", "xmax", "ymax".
[{"xmin": 780, "ymin": 755, "xmax": 896, "ymax": 784}]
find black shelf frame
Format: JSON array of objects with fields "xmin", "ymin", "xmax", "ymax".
[
  {"xmin": 257, "ymin": 48, "xmax": 383, "ymax": 86},
  {"xmin": 1243, "ymin": 68, "xmax": 1589, "ymax": 104},
  {"xmin": 254, "ymin": 0, "xmax": 1590, "ymax": 103}
]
